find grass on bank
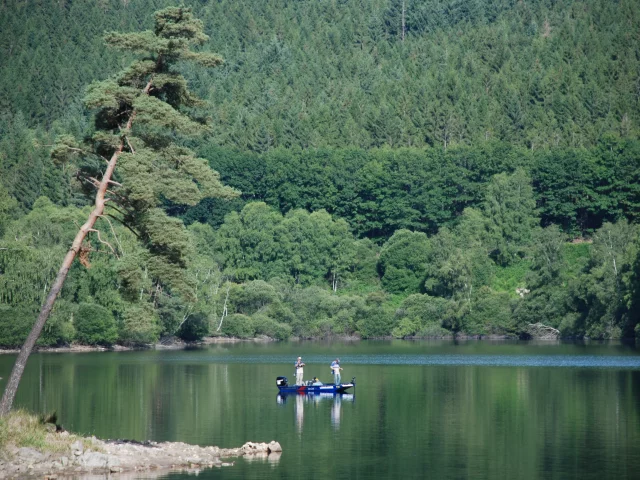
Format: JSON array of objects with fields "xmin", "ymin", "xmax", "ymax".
[
  {"xmin": 490, "ymin": 260, "xmax": 531, "ymax": 297},
  {"xmin": 0, "ymin": 410, "xmax": 88, "ymax": 454}
]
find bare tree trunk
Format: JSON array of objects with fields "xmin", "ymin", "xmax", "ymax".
[
  {"xmin": 216, "ymin": 282, "xmax": 231, "ymax": 332},
  {"xmin": 0, "ymin": 80, "xmax": 153, "ymax": 417},
  {"xmin": 176, "ymin": 306, "xmax": 193, "ymax": 331}
]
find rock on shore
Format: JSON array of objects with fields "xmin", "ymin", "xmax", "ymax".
[{"xmin": 0, "ymin": 436, "xmax": 282, "ymax": 479}]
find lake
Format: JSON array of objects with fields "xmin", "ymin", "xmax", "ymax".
[{"xmin": 1, "ymin": 340, "xmax": 639, "ymax": 479}]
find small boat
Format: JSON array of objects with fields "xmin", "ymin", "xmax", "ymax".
[{"xmin": 276, "ymin": 376, "xmax": 355, "ymax": 394}]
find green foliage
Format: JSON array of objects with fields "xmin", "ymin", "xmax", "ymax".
[
  {"xmin": 462, "ymin": 288, "xmax": 514, "ymax": 336},
  {"xmin": 512, "ymin": 225, "xmax": 570, "ymax": 331},
  {"xmin": 221, "ymin": 313, "xmax": 255, "ymax": 339},
  {"xmin": 213, "ymin": 202, "xmax": 358, "ymax": 288},
  {"xmin": 199, "ymin": 141, "xmax": 640, "ymax": 241},
  {"xmin": 356, "ymin": 292, "xmax": 395, "ymax": 338},
  {"xmin": 0, "ymin": 6, "xmax": 239, "ymax": 349},
  {"xmin": 0, "ymin": 307, "xmax": 35, "ymax": 347},
  {"xmin": 47, "ymin": 6, "xmax": 239, "ymax": 317},
  {"xmin": 252, "ymin": 314, "xmax": 292, "ymax": 340},
  {"xmin": 356, "ymin": 311, "xmax": 394, "ymax": 339},
  {"xmin": 119, "ymin": 303, "xmax": 161, "ymax": 345},
  {"xmin": 45, "ymin": 300, "xmax": 76, "ymax": 345},
  {"xmin": 177, "ymin": 312, "xmax": 209, "ymax": 341},
  {"xmin": 0, "ymin": 184, "xmax": 18, "ymax": 238},
  {"xmin": 0, "ymin": 201, "xmax": 78, "ymax": 310},
  {"xmin": 0, "ymin": 305, "xmax": 73, "ymax": 348},
  {"xmin": 378, "ymin": 229, "xmax": 430, "ymax": 294},
  {"xmin": 231, "ymin": 280, "xmax": 279, "ymax": 315},
  {"xmin": 483, "ymin": 168, "xmax": 538, "ymax": 265},
  {"xmin": 562, "ymin": 243, "xmax": 591, "ymax": 278},
  {"xmin": 1, "ymin": 1, "xmax": 640, "ymax": 344},
  {"xmin": 568, "ymin": 222, "xmax": 639, "ymax": 338},
  {"xmin": 74, "ymin": 303, "xmax": 118, "ymax": 346},
  {"xmin": 3, "ymin": 1, "xmax": 639, "ymax": 149},
  {"xmin": 424, "ymin": 226, "xmax": 493, "ymax": 303},
  {"xmin": 527, "ymin": 226, "xmax": 567, "ymax": 289},
  {"xmin": 3, "ymin": 197, "xmax": 639, "ymax": 343},
  {"xmin": 490, "ymin": 260, "xmax": 531, "ymax": 296},
  {"xmin": 392, "ymin": 294, "xmax": 452, "ymax": 338},
  {"xmin": 0, "ymin": 113, "xmax": 71, "ymax": 211}
]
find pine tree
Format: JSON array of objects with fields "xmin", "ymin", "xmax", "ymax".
[{"xmin": 0, "ymin": 7, "xmax": 237, "ymax": 416}]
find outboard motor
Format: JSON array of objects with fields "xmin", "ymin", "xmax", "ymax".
[{"xmin": 276, "ymin": 376, "xmax": 288, "ymax": 387}]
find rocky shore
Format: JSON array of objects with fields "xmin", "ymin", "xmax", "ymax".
[{"xmin": 0, "ymin": 436, "xmax": 282, "ymax": 479}]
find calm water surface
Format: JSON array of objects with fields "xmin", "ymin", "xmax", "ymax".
[{"xmin": 1, "ymin": 340, "xmax": 639, "ymax": 479}]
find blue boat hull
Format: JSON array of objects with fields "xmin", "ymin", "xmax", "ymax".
[{"xmin": 277, "ymin": 382, "xmax": 354, "ymax": 394}]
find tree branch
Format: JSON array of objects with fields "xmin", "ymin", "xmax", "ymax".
[
  {"xmin": 125, "ymin": 136, "xmax": 136, "ymax": 154},
  {"xmin": 88, "ymin": 228, "xmax": 118, "ymax": 259},
  {"xmin": 104, "ymin": 211, "xmax": 141, "ymax": 239},
  {"xmin": 99, "ymin": 215, "xmax": 124, "ymax": 257}
]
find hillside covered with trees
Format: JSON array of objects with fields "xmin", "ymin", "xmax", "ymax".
[{"xmin": 1, "ymin": 0, "xmax": 640, "ymax": 347}]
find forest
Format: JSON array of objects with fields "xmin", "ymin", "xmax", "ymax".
[{"xmin": 0, "ymin": 0, "xmax": 639, "ymax": 347}]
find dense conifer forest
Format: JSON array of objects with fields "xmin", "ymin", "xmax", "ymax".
[{"xmin": 1, "ymin": 0, "xmax": 639, "ymax": 346}]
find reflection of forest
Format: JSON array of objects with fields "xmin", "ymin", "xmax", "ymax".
[{"xmin": 7, "ymin": 350, "xmax": 640, "ymax": 479}]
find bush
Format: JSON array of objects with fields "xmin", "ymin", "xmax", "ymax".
[
  {"xmin": 462, "ymin": 288, "xmax": 514, "ymax": 335},
  {"xmin": 221, "ymin": 313, "xmax": 255, "ymax": 338},
  {"xmin": 399, "ymin": 294, "xmax": 451, "ymax": 324},
  {"xmin": 356, "ymin": 291, "xmax": 395, "ymax": 338},
  {"xmin": 252, "ymin": 314, "xmax": 292, "ymax": 340},
  {"xmin": 0, "ymin": 306, "xmax": 34, "ymax": 347},
  {"xmin": 233, "ymin": 280, "xmax": 279, "ymax": 315},
  {"xmin": 418, "ymin": 322, "xmax": 451, "ymax": 337},
  {"xmin": 378, "ymin": 230, "xmax": 430, "ymax": 294},
  {"xmin": 0, "ymin": 305, "xmax": 75, "ymax": 347},
  {"xmin": 391, "ymin": 318, "xmax": 421, "ymax": 338},
  {"xmin": 75, "ymin": 303, "xmax": 118, "ymax": 346},
  {"xmin": 46, "ymin": 300, "xmax": 76, "ymax": 345},
  {"xmin": 177, "ymin": 312, "xmax": 210, "ymax": 341},
  {"xmin": 119, "ymin": 303, "xmax": 161, "ymax": 345},
  {"xmin": 356, "ymin": 310, "xmax": 394, "ymax": 338},
  {"xmin": 392, "ymin": 294, "xmax": 455, "ymax": 337}
]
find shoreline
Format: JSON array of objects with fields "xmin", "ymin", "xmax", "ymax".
[
  {"xmin": 1, "ymin": 437, "xmax": 282, "ymax": 479},
  {"xmin": 0, "ymin": 336, "xmax": 277, "ymax": 355},
  {"xmin": 1, "ymin": 335, "xmax": 630, "ymax": 355},
  {"xmin": 0, "ymin": 411, "xmax": 282, "ymax": 480}
]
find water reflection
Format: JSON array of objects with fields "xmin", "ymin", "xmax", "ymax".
[
  {"xmin": 2, "ymin": 341, "xmax": 639, "ymax": 480},
  {"xmin": 295, "ymin": 394, "xmax": 303, "ymax": 434},
  {"xmin": 276, "ymin": 392, "xmax": 355, "ymax": 432},
  {"xmin": 243, "ymin": 451, "xmax": 282, "ymax": 466},
  {"xmin": 331, "ymin": 393, "xmax": 341, "ymax": 429}
]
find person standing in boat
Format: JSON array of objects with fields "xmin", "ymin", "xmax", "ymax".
[
  {"xmin": 330, "ymin": 358, "xmax": 342, "ymax": 385},
  {"xmin": 294, "ymin": 356, "xmax": 305, "ymax": 385}
]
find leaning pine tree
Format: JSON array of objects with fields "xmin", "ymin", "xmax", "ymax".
[{"xmin": 0, "ymin": 7, "xmax": 238, "ymax": 416}]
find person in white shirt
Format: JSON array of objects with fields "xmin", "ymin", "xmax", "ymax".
[
  {"xmin": 294, "ymin": 356, "xmax": 305, "ymax": 385},
  {"xmin": 330, "ymin": 358, "xmax": 342, "ymax": 385}
]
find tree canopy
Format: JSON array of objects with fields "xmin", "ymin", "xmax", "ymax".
[{"xmin": 1, "ymin": 0, "xmax": 640, "ymax": 353}]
